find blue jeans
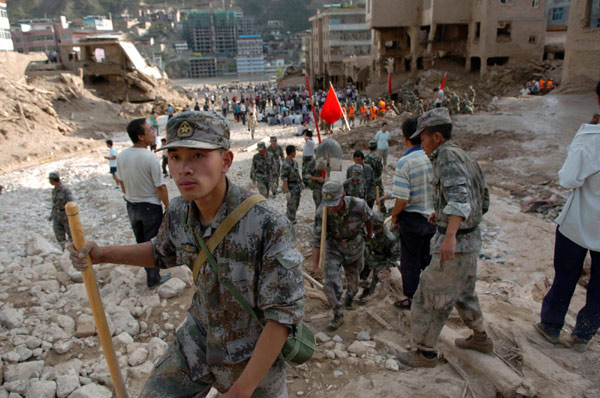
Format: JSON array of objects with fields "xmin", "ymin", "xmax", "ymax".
[
  {"xmin": 126, "ymin": 201, "xmax": 164, "ymax": 287},
  {"xmin": 541, "ymin": 228, "xmax": 600, "ymax": 341}
]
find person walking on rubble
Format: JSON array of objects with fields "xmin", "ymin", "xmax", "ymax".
[
  {"xmin": 396, "ymin": 108, "xmax": 493, "ymax": 368},
  {"xmin": 312, "ymin": 181, "xmax": 374, "ymax": 331},
  {"xmin": 48, "ymin": 171, "xmax": 73, "ymax": 250},
  {"xmin": 535, "ymin": 120, "xmax": 600, "ymax": 353}
]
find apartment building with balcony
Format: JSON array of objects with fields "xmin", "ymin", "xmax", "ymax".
[
  {"xmin": 308, "ymin": 6, "xmax": 371, "ymax": 89},
  {"xmin": 366, "ymin": 0, "xmax": 547, "ymax": 78},
  {"xmin": 0, "ymin": 0, "xmax": 13, "ymax": 51}
]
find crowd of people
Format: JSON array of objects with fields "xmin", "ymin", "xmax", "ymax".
[{"xmin": 53, "ymin": 79, "xmax": 599, "ymax": 398}]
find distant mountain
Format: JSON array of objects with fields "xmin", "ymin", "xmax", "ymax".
[{"xmin": 6, "ymin": 0, "xmax": 339, "ymax": 32}]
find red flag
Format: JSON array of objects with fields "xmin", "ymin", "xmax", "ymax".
[
  {"xmin": 440, "ymin": 72, "xmax": 447, "ymax": 90},
  {"xmin": 387, "ymin": 72, "xmax": 392, "ymax": 96},
  {"xmin": 320, "ymin": 83, "xmax": 343, "ymax": 125}
]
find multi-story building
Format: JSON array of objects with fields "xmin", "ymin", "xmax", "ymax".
[
  {"xmin": 561, "ymin": 0, "xmax": 600, "ymax": 87},
  {"xmin": 308, "ymin": 6, "xmax": 371, "ymax": 89},
  {"xmin": 235, "ymin": 11, "xmax": 255, "ymax": 37},
  {"xmin": 546, "ymin": 0, "xmax": 571, "ymax": 30},
  {"xmin": 11, "ymin": 15, "xmax": 114, "ymax": 55},
  {"xmin": 236, "ymin": 34, "xmax": 264, "ymax": 76},
  {"xmin": 0, "ymin": 0, "xmax": 13, "ymax": 51},
  {"xmin": 83, "ymin": 15, "xmax": 113, "ymax": 31},
  {"xmin": 366, "ymin": 0, "xmax": 547, "ymax": 78},
  {"xmin": 184, "ymin": 10, "xmax": 237, "ymax": 56}
]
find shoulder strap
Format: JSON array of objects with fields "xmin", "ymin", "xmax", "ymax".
[{"xmin": 192, "ymin": 194, "xmax": 266, "ymax": 284}]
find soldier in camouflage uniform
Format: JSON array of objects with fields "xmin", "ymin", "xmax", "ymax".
[
  {"xmin": 281, "ymin": 145, "xmax": 303, "ymax": 223},
  {"xmin": 68, "ymin": 111, "xmax": 304, "ymax": 398},
  {"xmin": 250, "ymin": 142, "xmax": 273, "ymax": 198},
  {"xmin": 347, "ymin": 151, "xmax": 376, "ymax": 208},
  {"xmin": 311, "ymin": 181, "xmax": 374, "ymax": 330},
  {"xmin": 468, "ymin": 85, "xmax": 476, "ymax": 104},
  {"xmin": 302, "ymin": 157, "xmax": 325, "ymax": 210},
  {"xmin": 461, "ymin": 99, "xmax": 474, "ymax": 115},
  {"xmin": 449, "ymin": 92, "xmax": 460, "ymax": 115},
  {"xmin": 343, "ymin": 164, "xmax": 366, "ymax": 199},
  {"xmin": 396, "ymin": 108, "xmax": 493, "ymax": 368},
  {"xmin": 48, "ymin": 171, "xmax": 73, "ymax": 250},
  {"xmin": 357, "ymin": 212, "xmax": 401, "ymax": 304},
  {"xmin": 364, "ymin": 140, "xmax": 386, "ymax": 213},
  {"xmin": 267, "ymin": 136, "xmax": 284, "ymax": 197}
]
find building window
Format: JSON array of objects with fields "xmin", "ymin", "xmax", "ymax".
[
  {"xmin": 529, "ymin": 35, "xmax": 537, "ymax": 43},
  {"xmin": 496, "ymin": 22, "xmax": 511, "ymax": 41},
  {"xmin": 551, "ymin": 7, "xmax": 564, "ymax": 21},
  {"xmin": 475, "ymin": 22, "xmax": 481, "ymax": 41},
  {"xmin": 499, "ymin": 0, "xmax": 513, "ymax": 4},
  {"xmin": 531, "ymin": 0, "xmax": 539, "ymax": 7}
]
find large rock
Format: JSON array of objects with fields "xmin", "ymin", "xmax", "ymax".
[
  {"xmin": 55, "ymin": 315, "xmax": 75, "ymax": 334},
  {"xmin": 68, "ymin": 383, "xmax": 113, "ymax": 398},
  {"xmin": 106, "ymin": 307, "xmax": 138, "ymax": 337},
  {"xmin": 128, "ymin": 347, "xmax": 149, "ymax": 367},
  {"xmin": 157, "ymin": 278, "xmax": 186, "ymax": 299},
  {"xmin": 0, "ymin": 306, "xmax": 24, "ymax": 329},
  {"xmin": 24, "ymin": 233, "xmax": 61, "ymax": 257},
  {"xmin": 3, "ymin": 361, "xmax": 45, "ymax": 383},
  {"xmin": 31, "ymin": 263, "xmax": 57, "ymax": 281},
  {"xmin": 347, "ymin": 341, "xmax": 369, "ymax": 356},
  {"xmin": 147, "ymin": 337, "xmax": 168, "ymax": 363},
  {"xmin": 25, "ymin": 380, "xmax": 56, "ymax": 398},
  {"xmin": 56, "ymin": 375, "xmax": 79, "ymax": 398}
]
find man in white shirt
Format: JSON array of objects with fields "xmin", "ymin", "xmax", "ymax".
[
  {"xmin": 117, "ymin": 118, "xmax": 171, "ymax": 289},
  {"xmin": 434, "ymin": 87, "xmax": 444, "ymax": 108},
  {"xmin": 374, "ymin": 122, "xmax": 391, "ymax": 168},
  {"xmin": 536, "ymin": 122, "xmax": 600, "ymax": 353},
  {"xmin": 104, "ymin": 139, "xmax": 119, "ymax": 188}
]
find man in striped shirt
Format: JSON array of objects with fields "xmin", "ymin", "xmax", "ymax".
[{"xmin": 391, "ymin": 117, "xmax": 435, "ymax": 309}]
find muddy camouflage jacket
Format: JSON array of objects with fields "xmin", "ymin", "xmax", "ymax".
[
  {"xmin": 343, "ymin": 178, "xmax": 365, "ymax": 200},
  {"xmin": 152, "ymin": 180, "xmax": 304, "ymax": 365},
  {"xmin": 429, "ymin": 141, "xmax": 489, "ymax": 253},
  {"xmin": 51, "ymin": 185, "xmax": 72, "ymax": 220},
  {"xmin": 281, "ymin": 158, "xmax": 302, "ymax": 193},
  {"xmin": 366, "ymin": 228, "xmax": 401, "ymax": 267},
  {"xmin": 346, "ymin": 163, "xmax": 376, "ymax": 200},
  {"xmin": 303, "ymin": 159, "xmax": 324, "ymax": 191},
  {"xmin": 250, "ymin": 153, "xmax": 273, "ymax": 184},
  {"xmin": 364, "ymin": 152, "xmax": 383, "ymax": 181},
  {"xmin": 311, "ymin": 196, "xmax": 373, "ymax": 248},
  {"xmin": 266, "ymin": 144, "xmax": 284, "ymax": 173}
]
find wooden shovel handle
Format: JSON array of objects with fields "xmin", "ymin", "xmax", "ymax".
[{"xmin": 65, "ymin": 202, "xmax": 128, "ymax": 398}]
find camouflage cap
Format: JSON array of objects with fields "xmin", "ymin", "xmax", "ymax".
[
  {"xmin": 593, "ymin": 113, "xmax": 600, "ymax": 118},
  {"xmin": 270, "ymin": 136, "xmax": 277, "ymax": 141},
  {"xmin": 349, "ymin": 164, "xmax": 363, "ymax": 177},
  {"xmin": 158, "ymin": 111, "xmax": 230, "ymax": 151},
  {"xmin": 410, "ymin": 107, "xmax": 452, "ymax": 139},
  {"xmin": 257, "ymin": 141, "xmax": 266, "ymax": 150},
  {"xmin": 368, "ymin": 140, "xmax": 377, "ymax": 149},
  {"xmin": 48, "ymin": 171, "xmax": 59, "ymax": 179},
  {"xmin": 322, "ymin": 181, "xmax": 344, "ymax": 207}
]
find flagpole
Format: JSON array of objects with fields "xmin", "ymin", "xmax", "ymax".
[
  {"xmin": 305, "ymin": 75, "xmax": 322, "ymax": 144},
  {"xmin": 330, "ymin": 82, "xmax": 351, "ymax": 131}
]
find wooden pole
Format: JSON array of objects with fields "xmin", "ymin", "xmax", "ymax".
[
  {"xmin": 317, "ymin": 166, "xmax": 331, "ymax": 271},
  {"xmin": 376, "ymin": 186, "xmax": 381, "ymax": 212},
  {"xmin": 65, "ymin": 202, "xmax": 128, "ymax": 398}
]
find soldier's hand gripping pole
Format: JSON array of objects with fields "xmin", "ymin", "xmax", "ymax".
[{"xmin": 65, "ymin": 202, "xmax": 128, "ymax": 398}]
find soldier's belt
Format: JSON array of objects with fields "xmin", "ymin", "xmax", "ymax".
[
  {"xmin": 335, "ymin": 233, "xmax": 359, "ymax": 243},
  {"xmin": 437, "ymin": 226, "xmax": 477, "ymax": 236}
]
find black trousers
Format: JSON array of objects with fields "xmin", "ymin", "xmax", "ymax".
[
  {"xmin": 126, "ymin": 201, "xmax": 163, "ymax": 287},
  {"xmin": 397, "ymin": 211, "xmax": 436, "ymax": 299},
  {"xmin": 541, "ymin": 228, "xmax": 600, "ymax": 341}
]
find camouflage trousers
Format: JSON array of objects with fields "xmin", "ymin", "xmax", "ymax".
[
  {"xmin": 410, "ymin": 252, "xmax": 484, "ymax": 352},
  {"xmin": 312, "ymin": 187, "xmax": 323, "ymax": 210},
  {"xmin": 375, "ymin": 180, "xmax": 386, "ymax": 214},
  {"xmin": 271, "ymin": 171, "xmax": 280, "ymax": 196},
  {"xmin": 256, "ymin": 180, "xmax": 270, "ymax": 199},
  {"xmin": 301, "ymin": 156, "xmax": 313, "ymax": 186},
  {"xmin": 323, "ymin": 237, "xmax": 365, "ymax": 317},
  {"xmin": 286, "ymin": 189, "xmax": 301, "ymax": 223},
  {"xmin": 361, "ymin": 256, "xmax": 393, "ymax": 297},
  {"xmin": 141, "ymin": 316, "xmax": 288, "ymax": 398},
  {"xmin": 53, "ymin": 216, "xmax": 71, "ymax": 246}
]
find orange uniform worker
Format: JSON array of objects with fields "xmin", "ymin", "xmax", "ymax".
[
  {"xmin": 378, "ymin": 99, "xmax": 387, "ymax": 118},
  {"xmin": 348, "ymin": 104, "xmax": 356, "ymax": 127},
  {"xmin": 360, "ymin": 104, "xmax": 368, "ymax": 124},
  {"xmin": 370, "ymin": 104, "xmax": 378, "ymax": 120}
]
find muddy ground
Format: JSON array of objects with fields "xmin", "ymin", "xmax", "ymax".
[{"xmin": 0, "ymin": 73, "xmax": 599, "ymax": 397}]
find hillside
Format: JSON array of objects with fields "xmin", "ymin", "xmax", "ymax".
[{"xmin": 6, "ymin": 0, "xmax": 340, "ymax": 32}]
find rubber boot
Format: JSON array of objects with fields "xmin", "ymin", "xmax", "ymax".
[
  {"xmin": 455, "ymin": 330, "xmax": 493, "ymax": 354},
  {"xmin": 328, "ymin": 314, "xmax": 344, "ymax": 331}
]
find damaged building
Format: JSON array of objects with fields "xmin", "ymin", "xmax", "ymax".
[
  {"xmin": 307, "ymin": 6, "xmax": 371, "ymax": 90},
  {"xmin": 366, "ymin": 0, "xmax": 547, "ymax": 78},
  {"xmin": 561, "ymin": 0, "xmax": 600, "ymax": 87}
]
